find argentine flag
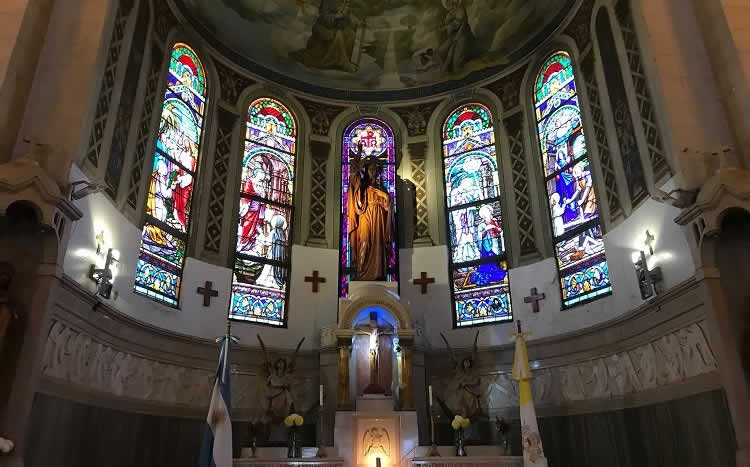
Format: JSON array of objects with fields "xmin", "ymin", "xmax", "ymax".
[{"xmin": 199, "ymin": 336, "xmax": 233, "ymax": 467}]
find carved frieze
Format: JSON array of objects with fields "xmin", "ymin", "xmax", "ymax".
[
  {"xmin": 298, "ymin": 98, "xmax": 347, "ymax": 136},
  {"xmin": 216, "ymin": 61, "xmax": 255, "ymax": 105},
  {"xmin": 484, "ymin": 65, "xmax": 528, "ymax": 111},
  {"xmin": 392, "ymin": 102, "xmax": 441, "ymax": 137},
  {"xmin": 431, "ymin": 321, "xmax": 717, "ymax": 410}
]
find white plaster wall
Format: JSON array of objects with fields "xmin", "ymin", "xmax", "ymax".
[
  {"xmin": 65, "ymin": 164, "xmax": 694, "ymax": 350},
  {"xmin": 410, "ymin": 179, "xmax": 696, "ymax": 349},
  {"xmin": 64, "ymin": 164, "xmax": 340, "ymax": 350}
]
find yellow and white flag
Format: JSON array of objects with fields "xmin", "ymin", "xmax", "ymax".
[{"xmin": 511, "ymin": 327, "xmax": 547, "ymax": 467}]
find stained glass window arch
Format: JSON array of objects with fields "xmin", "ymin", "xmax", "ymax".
[
  {"xmin": 134, "ymin": 43, "xmax": 207, "ymax": 306},
  {"xmin": 441, "ymin": 102, "xmax": 512, "ymax": 327},
  {"xmin": 339, "ymin": 118, "xmax": 398, "ymax": 297},
  {"xmin": 533, "ymin": 51, "xmax": 612, "ymax": 307},
  {"xmin": 229, "ymin": 97, "xmax": 297, "ymax": 326}
]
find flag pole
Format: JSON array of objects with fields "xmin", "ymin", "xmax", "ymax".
[{"xmin": 511, "ymin": 320, "xmax": 548, "ymax": 467}]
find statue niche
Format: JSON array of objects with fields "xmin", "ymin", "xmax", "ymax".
[{"xmin": 347, "ymin": 144, "xmax": 393, "ymax": 281}]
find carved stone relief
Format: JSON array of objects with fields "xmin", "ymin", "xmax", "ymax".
[
  {"xmin": 391, "ymin": 102, "xmax": 440, "ymax": 137},
  {"xmin": 40, "ymin": 319, "xmax": 318, "ymax": 413},
  {"xmin": 298, "ymin": 98, "xmax": 347, "ymax": 137},
  {"xmin": 431, "ymin": 322, "xmax": 717, "ymax": 411},
  {"xmin": 216, "ymin": 61, "xmax": 255, "ymax": 105},
  {"xmin": 484, "ymin": 65, "xmax": 528, "ymax": 111}
]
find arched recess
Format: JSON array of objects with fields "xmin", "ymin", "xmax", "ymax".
[
  {"xmin": 133, "ymin": 41, "xmax": 211, "ymax": 307},
  {"xmin": 439, "ymin": 100, "xmax": 514, "ymax": 327},
  {"xmin": 332, "ymin": 109, "xmax": 405, "ymax": 298},
  {"xmin": 527, "ymin": 47, "xmax": 613, "ymax": 308},
  {"xmin": 338, "ymin": 283, "xmax": 412, "ymax": 330}
]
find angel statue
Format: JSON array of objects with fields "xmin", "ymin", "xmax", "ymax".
[
  {"xmin": 439, "ymin": 330, "xmax": 483, "ymax": 418},
  {"xmin": 257, "ymin": 334, "xmax": 305, "ymax": 419}
]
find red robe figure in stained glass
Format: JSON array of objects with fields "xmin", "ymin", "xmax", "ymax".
[{"xmin": 238, "ymin": 168, "xmax": 267, "ymax": 252}]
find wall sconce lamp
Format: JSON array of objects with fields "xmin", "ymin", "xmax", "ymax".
[
  {"xmin": 632, "ymin": 250, "xmax": 662, "ymax": 300},
  {"xmin": 89, "ymin": 248, "xmax": 119, "ymax": 299},
  {"xmin": 69, "ymin": 180, "xmax": 106, "ymax": 200}
]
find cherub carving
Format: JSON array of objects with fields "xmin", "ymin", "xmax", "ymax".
[
  {"xmin": 440, "ymin": 330, "xmax": 483, "ymax": 418},
  {"xmin": 362, "ymin": 427, "xmax": 390, "ymax": 457},
  {"xmin": 257, "ymin": 334, "xmax": 305, "ymax": 418}
]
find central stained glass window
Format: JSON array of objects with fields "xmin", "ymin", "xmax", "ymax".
[
  {"xmin": 441, "ymin": 103, "xmax": 512, "ymax": 327},
  {"xmin": 533, "ymin": 51, "xmax": 612, "ymax": 307},
  {"xmin": 229, "ymin": 98, "xmax": 297, "ymax": 326},
  {"xmin": 339, "ymin": 118, "xmax": 398, "ymax": 297}
]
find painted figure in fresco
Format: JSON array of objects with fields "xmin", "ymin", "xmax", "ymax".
[
  {"xmin": 291, "ymin": 0, "xmax": 360, "ymax": 73},
  {"xmin": 437, "ymin": 0, "xmax": 477, "ymax": 73},
  {"xmin": 238, "ymin": 167, "xmax": 268, "ymax": 253},
  {"xmin": 347, "ymin": 144, "xmax": 392, "ymax": 281},
  {"xmin": 470, "ymin": 205, "xmax": 506, "ymax": 286},
  {"xmin": 258, "ymin": 335, "xmax": 305, "ymax": 419}
]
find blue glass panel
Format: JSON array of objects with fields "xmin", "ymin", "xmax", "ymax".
[
  {"xmin": 230, "ymin": 284, "xmax": 286, "ymax": 326},
  {"xmin": 546, "ymin": 160, "xmax": 599, "ymax": 236},
  {"xmin": 455, "ymin": 281, "xmax": 512, "ymax": 327},
  {"xmin": 444, "ymin": 150, "xmax": 500, "ymax": 208},
  {"xmin": 448, "ymin": 201, "xmax": 505, "ymax": 264}
]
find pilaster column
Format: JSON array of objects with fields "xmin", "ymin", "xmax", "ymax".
[
  {"xmin": 399, "ymin": 339, "xmax": 414, "ymax": 410},
  {"xmin": 690, "ymin": 0, "xmax": 750, "ymax": 169},
  {"xmin": 337, "ymin": 342, "xmax": 350, "ymax": 409},
  {"xmin": 0, "ymin": 0, "xmax": 56, "ymax": 163}
]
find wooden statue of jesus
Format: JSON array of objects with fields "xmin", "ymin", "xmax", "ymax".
[{"xmin": 347, "ymin": 144, "xmax": 392, "ymax": 281}]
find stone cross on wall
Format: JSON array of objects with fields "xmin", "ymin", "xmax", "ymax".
[
  {"xmin": 196, "ymin": 281, "xmax": 219, "ymax": 307},
  {"xmin": 305, "ymin": 270, "xmax": 326, "ymax": 293}
]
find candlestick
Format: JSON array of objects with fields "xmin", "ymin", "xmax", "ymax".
[
  {"xmin": 428, "ymin": 385, "xmax": 433, "ymax": 407},
  {"xmin": 319, "ymin": 384, "xmax": 324, "ymax": 406}
]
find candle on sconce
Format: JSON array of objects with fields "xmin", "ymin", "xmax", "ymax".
[
  {"xmin": 428, "ymin": 385, "xmax": 433, "ymax": 407},
  {"xmin": 319, "ymin": 384, "xmax": 324, "ymax": 406}
]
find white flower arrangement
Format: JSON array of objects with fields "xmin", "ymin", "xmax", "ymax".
[
  {"xmin": 450, "ymin": 415, "xmax": 470, "ymax": 430},
  {"xmin": 0, "ymin": 437, "xmax": 14, "ymax": 454},
  {"xmin": 283, "ymin": 413, "xmax": 304, "ymax": 427}
]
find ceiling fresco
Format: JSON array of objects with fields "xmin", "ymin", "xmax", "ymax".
[{"xmin": 180, "ymin": 0, "xmax": 575, "ymax": 99}]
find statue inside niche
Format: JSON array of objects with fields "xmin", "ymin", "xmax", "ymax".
[
  {"xmin": 347, "ymin": 143, "xmax": 393, "ymax": 281},
  {"xmin": 257, "ymin": 335, "xmax": 305, "ymax": 419},
  {"xmin": 439, "ymin": 331, "xmax": 483, "ymax": 418}
]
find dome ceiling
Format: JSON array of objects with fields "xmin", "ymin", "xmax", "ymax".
[{"xmin": 178, "ymin": 0, "xmax": 576, "ymax": 101}]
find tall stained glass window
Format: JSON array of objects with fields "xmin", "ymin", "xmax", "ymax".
[
  {"xmin": 339, "ymin": 119, "xmax": 398, "ymax": 297},
  {"xmin": 441, "ymin": 103, "xmax": 512, "ymax": 327},
  {"xmin": 533, "ymin": 51, "xmax": 612, "ymax": 307},
  {"xmin": 229, "ymin": 98, "xmax": 297, "ymax": 326},
  {"xmin": 134, "ymin": 43, "xmax": 207, "ymax": 306}
]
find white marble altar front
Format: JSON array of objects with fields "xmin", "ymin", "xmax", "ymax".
[{"xmin": 333, "ymin": 396, "xmax": 418, "ymax": 467}]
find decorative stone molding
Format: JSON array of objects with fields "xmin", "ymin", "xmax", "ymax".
[
  {"xmin": 410, "ymin": 457, "xmax": 522, "ymax": 467},
  {"xmin": 580, "ymin": 53, "xmax": 623, "ymax": 221},
  {"xmin": 153, "ymin": 0, "xmax": 178, "ymax": 42},
  {"xmin": 233, "ymin": 460, "xmax": 344, "ymax": 467},
  {"xmin": 503, "ymin": 112, "xmax": 538, "ymax": 257},
  {"xmin": 308, "ymin": 140, "xmax": 330, "ymax": 245},
  {"xmin": 84, "ymin": 0, "xmax": 134, "ymax": 169},
  {"xmin": 407, "ymin": 142, "xmax": 432, "ymax": 245},
  {"xmin": 297, "ymin": 98, "xmax": 347, "ymax": 137},
  {"xmin": 484, "ymin": 65, "xmax": 528, "ymax": 112},
  {"xmin": 563, "ymin": 0, "xmax": 594, "ymax": 51},
  {"xmin": 391, "ymin": 102, "xmax": 441, "ymax": 137},
  {"xmin": 615, "ymin": 0, "xmax": 671, "ymax": 181},
  {"xmin": 204, "ymin": 107, "xmax": 238, "ymax": 254},
  {"xmin": 216, "ymin": 61, "xmax": 255, "ymax": 106},
  {"xmin": 338, "ymin": 284, "xmax": 412, "ymax": 330},
  {"xmin": 431, "ymin": 320, "xmax": 717, "ymax": 412},
  {"xmin": 675, "ymin": 168, "xmax": 750, "ymax": 265},
  {"xmin": 126, "ymin": 40, "xmax": 165, "ymax": 209}
]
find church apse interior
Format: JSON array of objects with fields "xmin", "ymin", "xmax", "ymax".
[{"xmin": 0, "ymin": 0, "xmax": 749, "ymax": 466}]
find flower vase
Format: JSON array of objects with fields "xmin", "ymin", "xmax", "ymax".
[
  {"xmin": 455, "ymin": 428, "xmax": 467, "ymax": 457},
  {"xmin": 287, "ymin": 427, "xmax": 301, "ymax": 458}
]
